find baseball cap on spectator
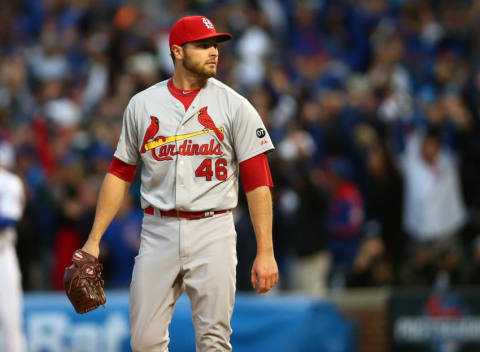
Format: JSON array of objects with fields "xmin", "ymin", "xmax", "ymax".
[
  {"xmin": 326, "ymin": 157, "xmax": 354, "ymax": 180},
  {"xmin": 44, "ymin": 98, "xmax": 81, "ymax": 128},
  {"xmin": 169, "ymin": 16, "xmax": 232, "ymax": 51}
]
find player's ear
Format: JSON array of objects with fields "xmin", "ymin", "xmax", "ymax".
[{"xmin": 171, "ymin": 44, "xmax": 184, "ymax": 61}]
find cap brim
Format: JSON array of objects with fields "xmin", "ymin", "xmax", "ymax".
[{"xmin": 189, "ymin": 33, "xmax": 232, "ymax": 44}]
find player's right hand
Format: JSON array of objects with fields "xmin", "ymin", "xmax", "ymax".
[{"xmin": 81, "ymin": 238, "xmax": 100, "ymax": 259}]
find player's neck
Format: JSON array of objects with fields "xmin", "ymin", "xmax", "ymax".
[{"xmin": 172, "ymin": 71, "xmax": 208, "ymax": 91}]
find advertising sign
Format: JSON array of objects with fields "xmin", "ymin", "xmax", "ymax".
[
  {"xmin": 390, "ymin": 289, "xmax": 480, "ymax": 352},
  {"xmin": 22, "ymin": 291, "xmax": 354, "ymax": 352}
]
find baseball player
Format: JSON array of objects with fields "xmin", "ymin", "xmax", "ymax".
[
  {"xmin": 79, "ymin": 15, "xmax": 279, "ymax": 351},
  {"xmin": 0, "ymin": 141, "xmax": 27, "ymax": 352}
]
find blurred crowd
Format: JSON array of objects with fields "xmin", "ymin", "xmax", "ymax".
[{"xmin": 2, "ymin": 0, "xmax": 480, "ymax": 294}]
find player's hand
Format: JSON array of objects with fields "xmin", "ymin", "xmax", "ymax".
[
  {"xmin": 81, "ymin": 238, "xmax": 100, "ymax": 259},
  {"xmin": 251, "ymin": 251, "xmax": 279, "ymax": 294}
]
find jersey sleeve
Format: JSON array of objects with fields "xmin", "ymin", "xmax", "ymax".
[
  {"xmin": 114, "ymin": 98, "xmax": 141, "ymax": 165},
  {"xmin": 239, "ymin": 153, "xmax": 274, "ymax": 192},
  {"xmin": 0, "ymin": 175, "xmax": 24, "ymax": 221},
  {"xmin": 107, "ymin": 157, "xmax": 138, "ymax": 182},
  {"xmin": 232, "ymin": 98, "xmax": 274, "ymax": 163}
]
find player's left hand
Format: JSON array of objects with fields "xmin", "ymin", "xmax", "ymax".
[{"xmin": 251, "ymin": 251, "xmax": 279, "ymax": 294}]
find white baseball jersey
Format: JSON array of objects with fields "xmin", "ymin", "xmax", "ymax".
[
  {"xmin": 114, "ymin": 78, "xmax": 274, "ymax": 211},
  {"xmin": 0, "ymin": 168, "xmax": 26, "ymax": 352}
]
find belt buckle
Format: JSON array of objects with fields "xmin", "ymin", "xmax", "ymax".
[{"xmin": 204, "ymin": 211, "xmax": 214, "ymax": 218}]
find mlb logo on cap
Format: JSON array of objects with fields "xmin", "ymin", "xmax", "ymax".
[{"xmin": 169, "ymin": 16, "xmax": 232, "ymax": 51}]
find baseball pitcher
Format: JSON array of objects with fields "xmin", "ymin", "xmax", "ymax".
[{"xmin": 66, "ymin": 15, "xmax": 278, "ymax": 351}]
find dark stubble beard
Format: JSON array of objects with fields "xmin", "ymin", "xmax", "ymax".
[{"xmin": 182, "ymin": 52, "xmax": 217, "ymax": 79}]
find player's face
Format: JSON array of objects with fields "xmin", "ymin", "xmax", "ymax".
[{"xmin": 182, "ymin": 40, "xmax": 219, "ymax": 78}]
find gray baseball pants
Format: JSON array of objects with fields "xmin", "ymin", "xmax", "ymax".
[{"xmin": 130, "ymin": 211, "xmax": 237, "ymax": 351}]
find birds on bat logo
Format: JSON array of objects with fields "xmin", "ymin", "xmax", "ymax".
[
  {"xmin": 139, "ymin": 107, "xmax": 225, "ymax": 161},
  {"xmin": 141, "ymin": 116, "xmax": 161, "ymax": 153},
  {"xmin": 197, "ymin": 106, "xmax": 224, "ymax": 141}
]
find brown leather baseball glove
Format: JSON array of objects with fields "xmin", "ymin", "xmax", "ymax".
[{"xmin": 64, "ymin": 249, "xmax": 106, "ymax": 314}]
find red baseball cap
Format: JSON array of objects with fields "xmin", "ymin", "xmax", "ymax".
[{"xmin": 169, "ymin": 16, "xmax": 232, "ymax": 51}]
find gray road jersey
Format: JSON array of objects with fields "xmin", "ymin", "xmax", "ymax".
[{"xmin": 114, "ymin": 78, "xmax": 274, "ymax": 211}]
